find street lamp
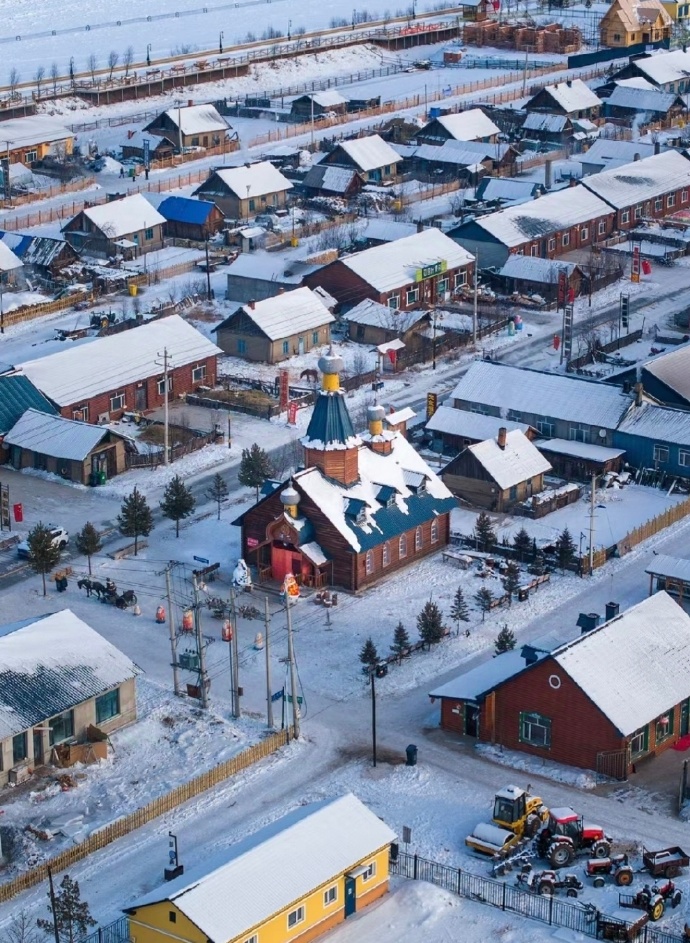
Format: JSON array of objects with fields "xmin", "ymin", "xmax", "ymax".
[
  {"xmin": 69, "ymin": 57, "xmax": 75, "ymax": 85},
  {"xmin": 369, "ymin": 666, "xmax": 377, "ymax": 768},
  {"xmin": 146, "ymin": 44, "xmax": 152, "ymax": 67},
  {"xmin": 0, "ymin": 275, "xmax": 5, "ymax": 335},
  {"xmin": 219, "ymin": 31, "xmax": 224, "ymax": 54},
  {"xmin": 287, "ymin": 19, "xmax": 292, "ymax": 40}
]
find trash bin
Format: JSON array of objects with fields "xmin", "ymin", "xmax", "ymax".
[
  {"xmin": 99, "ymin": 470, "xmax": 107, "ymax": 484},
  {"xmin": 89, "ymin": 472, "xmax": 99, "ymax": 487},
  {"xmin": 129, "ymin": 283, "xmax": 138, "ymax": 297},
  {"xmin": 518, "ymin": 587, "xmax": 529, "ymax": 602},
  {"xmin": 405, "ymin": 744, "xmax": 418, "ymax": 766},
  {"xmin": 13, "ymin": 503, "xmax": 23, "ymax": 523},
  {"xmin": 375, "ymin": 663, "xmax": 388, "ymax": 679}
]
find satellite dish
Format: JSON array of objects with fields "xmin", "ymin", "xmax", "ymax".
[{"xmin": 598, "ymin": 429, "xmax": 607, "ymax": 439}]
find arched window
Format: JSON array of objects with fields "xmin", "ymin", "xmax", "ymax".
[
  {"xmin": 365, "ymin": 550, "xmax": 373, "ymax": 575},
  {"xmin": 431, "ymin": 519, "xmax": 439, "ymax": 543},
  {"xmin": 382, "ymin": 542, "xmax": 390, "ymax": 567},
  {"xmin": 415, "ymin": 526, "xmax": 423, "ymax": 552},
  {"xmin": 399, "ymin": 533, "xmax": 407, "ymax": 558}
]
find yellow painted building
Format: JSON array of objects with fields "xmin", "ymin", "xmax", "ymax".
[
  {"xmin": 125, "ymin": 794, "xmax": 397, "ymax": 943},
  {"xmin": 600, "ymin": 0, "xmax": 673, "ymax": 46},
  {"xmin": 0, "ymin": 115, "xmax": 74, "ymax": 165}
]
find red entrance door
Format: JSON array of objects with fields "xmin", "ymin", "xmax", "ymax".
[{"xmin": 271, "ymin": 546, "xmax": 302, "ymax": 582}]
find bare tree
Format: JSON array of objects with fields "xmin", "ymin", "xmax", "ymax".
[
  {"xmin": 107, "ymin": 50, "xmax": 119, "ymax": 81},
  {"xmin": 87, "ymin": 54, "xmax": 98, "ymax": 82},
  {"xmin": 123, "ymin": 45, "xmax": 135, "ymax": 77},
  {"xmin": 8, "ymin": 66, "xmax": 20, "ymax": 98},
  {"xmin": 49, "ymin": 62, "xmax": 59, "ymax": 95},
  {"xmin": 34, "ymin": 65, "xmax": 46, "ymax": 98}
]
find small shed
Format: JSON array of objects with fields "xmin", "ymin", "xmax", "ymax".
[
  {"xmin": 645, "ymin": 553, "xmax": 690, "ymax": 602},
  {"xmin": 0, "ymin": 232, "xmax": 78, "ymax": 278},
  {"xmin": 344, "ymin": 298, "xmax": 426, "ymax": 346},
  {"xmin": 385, "ymin": 406, "xmax": 416, "ymax": 438},
  {"xmin": 533, "ymin": 438, "xmax": 625, "ymax": 479},
  {"xmin": 158, "ymin": 196, "xmax": 225, "ymax": 241},
  {"xmin": 417, "ymin": 108, "xmax": 500, "ymax": 145},
  {"xmin": 291, "ymin": 90, "xmax": 349, "ymax": 118},
  {"xmin": 4, "ymin": 408, "xmax": 128, "ymax": 484},
  {"xmin": 426, "ymin": 406, "xmax": 532, "ymax": 456},
  {"xmin": 301, "ymin": 164, "xmax": 362, "ymax": 198},
  {"xmin": 494, "ymin": 256, "xmax": 584, "ymax": 303}
]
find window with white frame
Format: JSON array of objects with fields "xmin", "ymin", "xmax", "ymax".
[
  {"xmin": 680, "ymin": 449, "xmax": 690, "ymax": 467},
  {"xmin": 109, "ymin": 392, "xmax": 125, "ymax": 412},
  {"xmin": 365, "ymin": 550, "xmax": 373, "ymax": 575},
  {"xmin": 72, "ymin": 405, "xmax": 89, "ymax": 421},
  {"xmin": 362, "ymin": 862, "xmax": 377, "ymax": 881},
  {"xmin": 655, "ymin": 197, "xmax": 663, "ymax": 211},
  {"xmin": 430, "ymin": 519, "xmax": 439, "ymax": 543},
  {"xmin": 536, "ymin": 418, "xmax": 555, "ymax": 437},
  {"xmin": 415, "ymin": 526, "xmax": 422, "ymax": 551},
  {"xmin": 454, "ymin": 271, "xmax": 467, "ymax": 288},
  {"xmin": 621, "ymin": 211, "xmax": 629, "ymax": 224},
  {"xmin": 157, "ymin": 376, "xmax": 172, "ymax": 396},
  {"xmin": 548, "ymin": 238, "xmax": 556, "ymax": 252},
  {"xmin": 406, "ymin": 287, "xmax": 419, "ymax": 306},
  {"xmin": 635, "ymin": 205, "xmax": 643, "ymax": 218},
  {"xmin": 561, "ymin": 232, "xmax": 570, "ymax": 247},
  {"xmin": 438, "ymin": 277, "xmax": 449, "ymax": 295},
  {"xmin": 192, "ymin": 364, "xmax": 207, "ymax": 382},
  {"xmin": 323, "ymin": 886, "xmax": 338, "ymax": 906},
  {"xmin": 399, "ymin": 533, "xmax": 407, "ymax": 558},
  {"xmin": 630, "ymin": 726, "xmax": 648, "ymax": 756},
  {"xmin": 667, "ymin": 193, "xmax": 676, "ymax": 208},
  {"xmin": 580, "ymin": 226, "xmax": 589, "ymax": 240},
  {"xmin": 656, "ymin": 712, "xmax": 674, "ymax": 742},
  {"xmin": 382, "ymin": 542, "xmax": 390, "ymax": 567},
  {"xmin": 287, "ymin": 907, "xmax": 305, "ymax": 930},
  {"xmin": 242, "ymin": 936, "xmax": 258, "ymax": 943},
  {"xmin": 653, "ymin": 444, "xmax": 669, "ymax": 463},
  {"xmin": 388, "ymin": 295, "xmax": 400, "ymax": 309},
  {"xmin": 598, "ymin": 219, "xmax": 606, "ymax": 234},
  {"xmin": 530, "ymin": 245, "xmax": 538, "ymax": 256},
  {"xmin": 569, "ymin": 424, "xmax": 589, "ymax": 443},
  {"xmin": 683, "ymin": 190, "xmax": 689, "ymax": 204},
  {"xmin": 519, "ymin": 711, "xmax": 551, "ymax": 748}
]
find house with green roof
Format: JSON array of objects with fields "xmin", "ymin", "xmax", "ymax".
[{"xmin": 0, "ymin": 373, "xmax": 57, "ymax": 446}]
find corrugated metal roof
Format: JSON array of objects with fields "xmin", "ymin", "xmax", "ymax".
[
  {"xmin": 522, "ymin": 112, "xmax": 569, "ymax": 133},
  {"xmin": 128, "ymin": 794, "xmax": 396, "ymax": 942},
  {"xmin": 430, "ymin": 650, "xmax": 543, "ymax": 701},
  {"xmin": 643, "ymin": 343, "xmax": 690, "ymax": 401},
  {"xmin": 645, "ymin": 553, "xmax": 690, "ymax": 583},
  {"xmin": 158, "ymin": 196, "xmax": 217, "ymax": 225},
  {"xmin": 340, "ymin": 228, "xmax": 473, "ymax": 293},
  {"xmin": 203, "ymin": 161, "xmax": 293, "ymax": 199},
  {"xmin": 617, "ymin": 400, "xmax": 690, "ymax": 446},
  {"xmin": 302, "ymin": 164, "xmax": 359, "ymax": 194},
  {"xmin": 580, "ymin": 139, "xmax": 658, "ymax": 169},
  {"xmin": 302, "ymin": 389, "xmax": 360, "ymax": 452},
  {"xmin": 581, "ymin": 150, "xmax": 690, "ymax": 210},
  {"xmin": 0, "ymin": 609, "xmax": 136, "ymax": 739},
  {"xmin": 633, "ymin": 48, "xmax": 690, "ymax": 86},
  {"xmin": 18, "ymin": 315, "xmax": 220, "ymax": 407},
  {"xmin": 533, "ymin": 437, "xmax": 625, "ymax": 460},
  {"xmin": 343, "ymin": 298, "xmax": 424, "ymax": 330},
  {"xmin": 534, "ymin": 79, "xmax": 602, "ymax": 114},
  {"xmin": 231, "ymin": 287, "xmax": 334, "ymax": 341},
  {"xmin": 0, "ymin": 374, "xmax": 57, "ymax": 434},
  {"xmin": 467, "ymin": 429, "xmax": 552, "ymax": 490},
  {"xmin": 605, "ymin": 86, "xmax": 680, "ymax": 114},
  {"xmin": 4, "ymin": 408, "xmax": 112, "ymax": 461},
  {"xmin": 428, "ymin": 109, "xmax": 500, "ymax": 142},
  {"xmin": 335, "ymin": 135, "xmax": 401, "ymax": 172},
  {"xmin": 499, "ymin": 255, "xmax": 578, "ymax": 283},
  {"xmin": 552, "ymin": 592, "xmax": 690, "ymax": 735},
  {"xmin": 426, "ymin": 405, "xmax": 530, "ymax": 440},
  {"xmin": 451, "ymin": 361, "xmax": 631, "ymax": 429}
]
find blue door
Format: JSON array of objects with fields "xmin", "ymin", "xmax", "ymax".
[{"xmin": 344, "ymin": 877, "xmax": 356, "ymax": 917}]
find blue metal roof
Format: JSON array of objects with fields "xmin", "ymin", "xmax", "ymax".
[
  {"xmin": 0, "ymin": 231, "xmax": 32, "ymax": 258},
  {"xmin": 158, "ymin": 196, "xmax": 217, "ymax": 225},
  {"xmin": 303, "ymin": 391, "xmax": 357, "ymax": 449},
  {"xmin": 356, "ymin": 493, "xmax": 456, "ymax": 551},
  {"xmin": 0, "ymin": 374, "xmax": 57, "ymax": 434}
]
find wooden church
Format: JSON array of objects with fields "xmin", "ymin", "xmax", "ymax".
[{"xmin": 234, "ymin": 351, "xmax": 456, "ymax": 591}]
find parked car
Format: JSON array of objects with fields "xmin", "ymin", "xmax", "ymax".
[{"xmin": 17, "ymin": 525, "xmax": 69, "ymax": 559}]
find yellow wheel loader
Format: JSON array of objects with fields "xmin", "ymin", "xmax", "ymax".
[{"xmin": 465, "ymin": 784, "xmax": 548, "ymax": 858}]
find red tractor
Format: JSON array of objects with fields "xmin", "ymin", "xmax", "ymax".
[{"xmin": 536, "ymin": 807, "xmax": 611, "ymax": 868}]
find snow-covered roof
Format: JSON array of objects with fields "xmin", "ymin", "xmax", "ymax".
[
  {"xmin": 579, "ymin": 138, "xmax": 658, "ymax": 170},
  {"xmin": 0, "ymin": 240, "xmax": 23, "ymax": 272},
  {"xmin": 522, "ymin": 112, "xmax": 570, "ymax": 133},
  {"xmin": 0, "ymin": 609, "xmax": 136, "ymax": 739},
  {"xmin": 426, "ymin": 405, "xmax": 530, "ymax": 440},
  {"xmin": 385, "ymin": 407, "xmax": 416, "ymax": 426},
  {"xmin": 355, "ymin": 219, "xmax": 418, "ymax": 243},
  {"xmin": 335, "ymin": 135, "xmax": 401, "ymax": 172},
  {"xmin": 536, "ymin": 79, "xmax": 602, "ymax": 114},
  {"xmin": 343, "ymin": 298, "xmax": 425, "ymax": 330},
  {"xmin": 339, "ymin": 228, "xmax": 473, "ymax": 292},
  {"xmin": 552, "ymin": 592, "xmax": 690, "ymax": 736},
  {"xmin": 312, "ymin": 285, "xmax": 337, "ymax": 310},
  {"xmin": 615, "ymin": 76, "xmax": 658, "ymax": 91},
  {"xmin": 533, "ymin": 437, "xmax": 625, "ymax": 461},
  {"xmin": 158, "ymin": 104, "xmax": 229, "ymax": 135},
  {"xmin": 643, "ymin": 343, "xmax": 690, "ymax": 401},
  {"xmin": 400, "ymin": 140, "xmax": 494, "ymax": 168},
  {"xmin": 299, "ymin": 89, "xmax": 349, "ymax": 108},
  {"xmin": 498, "ymin": 255, "xmax": 578, "ymax": 284},
  {"xmin": 609, "ymin": 0, "xmax": 673, "ymax": 33},
  {"xmin": 205, "ymin": 162, "xmax": 293, "ymax": 198},
  {"xmin": 605, "ymin": 86, "xmax": 680, "ymax": 114},
  {"xmin": 467, "ymin": 429, "xmax": 551, "ymax": 490},
  {"xmin": 632, "ymin": 48, "xmax": 690, "ymax": 87},
  {"xmin": 300, "ymin": 540, "xmax": 329, "ymax": 567},
  {"xmin": 4, "ymin": 408, "xmax": 115, "ymax": 461},
  {"xmin": 451, "ymin": 361, "xmax": 631, "ymax": 429},
  {"xmin": 645, "ymin": 553, "xmax": 690, "ymax": 583},
  {"xmin": 469, "ymin": 185, "xmax": 613, "ymax": 247},
  {"xmin": 425, "ymin": 108, "xmax": 500, "ymax": 142},
  {"xmin": 128, "ymin": 794, "xmax": 395, "ymax": 942},
  {"xmin": 475, "ymin": 177, "xmax": 541, "ymax": 206},
  {"xmin": 581, "ymin": 150, "xmax": 690, "ymax": 210},
  {"xmin": 76, "ymin": 194, "xmax": 165, "ymax": 239},
  {"xmin": 229, "ymin": 288, "xmax": 334, "ymax": 341},
  {"xmin": 0, "ymin": 115, "xmax": 73, "ymax": 149},
  {"xmin": 302, "ymin": 164, "xmax": 359, "ymax": 194},
  {"xmin": 18, "ymin": 315, "xmax": 220, "ymax": 407},
  {"xmin": 429, "ymin": 650, "xmax": 543, "ymax": 701},
  {"xmin": 617, "ymin": 401, "xmax": 690, "ymax": 446}
]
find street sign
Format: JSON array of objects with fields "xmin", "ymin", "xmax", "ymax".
[
  {"xmin": 271, "ymin": 688, "xmax": 284, "ymax": 702},
  {"xmin": 426, "ymin": 392, "xmax": 438, "ymax": 421},
  {"xmin": 631, "ymin": 244, "xmax": 641, "ymax": 284},
  {"xmin": 193, "ymin": 555, "xmax": 210, "ymax": 565},
  {"xmin": 286, "ymin": 693, "xmax": 304, "ymax": 705}
]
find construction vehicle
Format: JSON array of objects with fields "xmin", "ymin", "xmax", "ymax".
[
  {"xmin": 536, "ymin": 807, "xmax": 611, "ymax": 868},
  {"xmin": 465, "ymin": 784, "xmax": 548, "ymax": 858},
  {"xmin": 586, "ymin": 854, "xmax": 634, "ymax": 888}
]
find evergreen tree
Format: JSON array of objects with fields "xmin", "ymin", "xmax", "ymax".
[
  {"xmin": 74, "ymin": 522, "xmax": 101, "ymax": 575},
  {"xmin": 117, "ymin": 486, "xmax": 154, "ymax": 555},
  {"xmin": 417, "ymin": 600, "xmax": 445, "ymax": 648},
  {"xmin": 390, "ymin": 621, "xmax": 411, "ymax": 663},
  {"xmin": 26, "ymin": 523, "xmax": 61, "ymax": 597},
  {"xmin": 502, "ymin": 561, "xmax": 521, "ymax": 605},
  {"xmin": 495, "ymin": 624, "xmax": 517, "ymax": 655},
  {"xmin": 555, "ymin": 526, "xmax": 577, "ymax": 572},
  {"xmin": 160, "ymin": 475, "xmax": 196, "ymax": 537},
  {"xmin": 532, "ymin": 537, "xmax": 539, "ymax": 560},
  {"xmin": 359, "ymin": 636, "xmax": 378, "ymax": 669},
  {"xmin": 238, "ymin": 443, "xmax": 275, "ymax": 501},
  {"xmin": 449, "ymin": 585, "xmax": 470, "ymax": 631},
  {"xmin": 513, "ymin": 526, "xmax": 532, "ymax": 563},
  {"xmin": 532, "ymin": 548, "xmax": 547, "ymax": 576},
  {"xmin": 207, "ymin": 472, "xmax": 229, "ymax": 520},
  {"xmin": 474, "ymin": 586, "xmax": 494, "ymax": 621},
  {"xmin": 37, "ymin": 874, "xmax": 96, "ymax": 943},
  {"xmin": 474, "ymin": 511, "xmax": 496, "ymax": 552}
]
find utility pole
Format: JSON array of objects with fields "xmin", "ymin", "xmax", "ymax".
[
  {"xmin": 166, "ymin": 564, "xmax": 181, "ymax": 696},
  {"xmin": 473, "ymin": 251, "xmax": 479, "ymax": 347},
  {"xmin": 229, "ymin": 587, "xmax": 241, "ymax": 718},
  {"xmin": 588, "ymin": 472, "xmax": 596, "ymax": 576},
  {"xmin": 285, "ymin": 592, "xmax": 300, "ymax": 739},
  {"xmin": 204, "ymin": 237, "xmax": 212, "ymax": 300},
  {"xmin": 264, "ymin": 596, "xmax": 274, "ymax": 729},
  {"xmin": 310, "ymin": 95, "xmax": 315, "ymax": 148},
  {"xmin": 370, "ymin": 668, "xmax": 377, "ymax": 768},
  {"xmin": 156, "ymin": 348, "xmax": 171, "ymax": 465},
  {"xmin": 192, "ymin": 575, "xmax": 209, "ymax": 709},
  {"xmin": 47, "ymin": 867, "xmax": 61, "ymax": 943}
]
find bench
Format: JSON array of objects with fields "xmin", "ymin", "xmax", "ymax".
[
  {"xmin": 109, "ymin": 541, "xmax": 148, "ymax": 560},
  {"xmin": 441, "ymin": 548, "xmax": 473, "ymax": 569}
]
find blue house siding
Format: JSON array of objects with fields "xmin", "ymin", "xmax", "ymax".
[{"xmin": 613, "ymin": 431, "xmax": 690, "ymax": 477}]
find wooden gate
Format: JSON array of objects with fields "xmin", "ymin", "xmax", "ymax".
[{"xmin": 596, "ymin": 748, "xmax": 629, "ymax": 782}]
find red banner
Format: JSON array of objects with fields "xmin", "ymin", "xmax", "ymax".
[
  {"xmin": 279, "ymin": 369, "xmax": 289, "ymax": 409},
  {"xmin": 288, "ymin": 402, "xmax": 298, "ymax": 425},
  {"xmin": 631, "ymin": 245, "xmax": 641, "ymax": 284}
]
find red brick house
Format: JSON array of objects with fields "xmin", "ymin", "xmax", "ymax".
[
  {"xmin": 17, "ymin": 315, "xmax": 220, "ymax": 423},
  {"xmin": 580, "ymin": 149, "xmax": 690, "ymax": 230},
  {"xmin": 430, "ymin": 592, "xmax": 690, "ymax": 777},
  {"xmin": 234, "ymin": 352, "xmax": 456, "ymax": 591},
  {"xmin": 304, "ymin": 229, "xmax": 475, "ymax": 312}
]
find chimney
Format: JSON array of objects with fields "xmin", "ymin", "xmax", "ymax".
[
  {"xmin": 248, "ymin": 299, "xmax": 256, "ymax": 310},
  {"xmin": 497, "ymin": 426, "xmax": 507, "ymax": 450},
  {"xmin": 633, "ymin": 152, "xmax": 641, "ymax": 161},
  {"xmin": 577, "ymin": 612, "xmax": 601, "ymax": 634},
  {"xmin": 634, "ymin": 382, "xmax": 643, "ymax": 406},
  {"xmin": 278, "ymin": 287, "xmax": 285, "ymax": 294},
  {"xmin": 566, "ymin": 79, "xmax": 572, "ymax": 87},
  {"xmin": 188, "ymin": 99, "xmax": 193, "ymax": 107},
  {"xmin": 417, "ymin": 219, "xmax": 424, "ymax": 233},
  {"xmin": 521, "ymin": 645, "xmax": 540, "ymax": 666},
  {"xmin": 654, "ymin": 141, "xmax": 661, "ymax": 155},
  {"xmin": 544, "ymin": 158, "xmax": 553, "ymax": 191},
  {"xmin": 569, "ymin": 177, "xmax": 578, "ymax": 187},
  {"xmin": 605, "ymin": 601, "xmax": 620, "ymax": 621},
  {"xmin": 368, "ymin": 404, "xmax": 385, "ymax": 437}
]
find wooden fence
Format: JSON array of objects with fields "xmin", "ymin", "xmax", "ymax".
[
  {"xmin": 1, "ymin": 175, "xmax": 96, "ymax": 210},
  {"xmin": 2, "ymin": 290, "xmax": 91, "ymax": 329},
  {"xmin": 0, "ymin": 728, "xmax": 291, "ymax": 905}
]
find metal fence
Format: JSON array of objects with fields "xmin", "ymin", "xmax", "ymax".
[
  {"xmin": 391, "ymin": 851, "xmax": 687, "ymax": 943},
  {"xmin": 80, "ymin": 917, "xmax": 130, "ymax": 943}
]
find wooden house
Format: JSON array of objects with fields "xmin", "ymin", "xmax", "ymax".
[
  {"xmin": 441, "ymin": 427, "xmax": 551, "ymax": 510},
  {"xmin": 608, "ymin": 48, "xmax": 690, "ymax": 92},
  {"xmin": 157, "ymin": 196, "xmax": 225, "ymax": 240},
  {"xmin": 143, "ymin": 103, "xmax": 232, "ymax": 151},
  {"xmin": 600, "ymin": 0, "xmax": 672, "ymax": 47},
  {"xmin": 0, "ymin": 116, "xmax": 74, "ymax": 165},
  {"xmin": 425, "ymin": 407, "xmax": 534, "ymax": 456},
  {"xmin": 0, "ymin": 232, "xmax": 78, "ymax": 279},
  {"xmin": 525, "ymin": 79, "xmax": 602, "ymax": 119},
  {"xmin": 213, "ymin": 288, "xmax": 334, "ymax": 363},
  {"xmin": 234, "ymin": 353, "xmax": 456, "ymax": 591},
  {"xmin": 343, "ymin": 298, "xmax": 427, "ymax": 346},
  {"xmin": 62, "ymin": 194, "xmax": 166, "ymax": 257},
  {"xmin": 320, "ymin": 134, "xmax": 401, "ymax": 183},
  {"xmin": 125, "ymin": 794, "xmax": 395, "ymax": 943},
  {"xmin": 291, "ymin": 90, "xmax": 349, "ymax": 118},
  {"xmin": 493, "ymin": 256, "xmax": 584, "ymax": 303},
  {"xmin": 193, "ymin": 162, "xmax": 293, "ymax": 220},
  {"xmin": 301, "ymin": 165, "xmax": 363, "ymax": 199},
  {"xmin": 430, "ymin": 592, "xmax": 690, "ymax": 777},
  {"xmin": 532, "ymin": 438, "xmax": 625, "ymax": 480},
  {"xmin": 417, "ymin": 109, "xmax": 500, "ymax": 145},
  {"xmin": 601, "ymin": 85, "xmax": 685, "ymax": 122},
  {"xmin": 0, "ymin": 610, "xmax": 136, "ymax": 787}
]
